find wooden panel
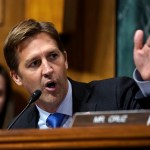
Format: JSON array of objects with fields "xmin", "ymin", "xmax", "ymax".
[
  {"xmin": 67, "ymin": 0, "xmax": 116, "ymax": 82},
  {"xmin": 0, "ymin": 0, "xmax": 3, "ymax": 24},
  {"xmin": 83, "ymin": 0, "xmax": 116, "ymax": 79},
  {"xmin": 0, "ymin": 0, "xmax": 28, "ymax": 99},
  {"xmin": 25, "ymin": 0, "xmax": 64, "ymax": 33},
  {"xmin": 92, "ymin": 0, "xmax": 116, "ymax": 78},
  {"xmin": 0, "ymin": 125, "xmax": 150, "ymax": 149}
]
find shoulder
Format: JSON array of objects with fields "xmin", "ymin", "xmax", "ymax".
[
  {"xmin": 97, "ymin": 76, "xmax": 134, "ymax": 85},
  {"xmin": 68, "ymin": 76, "xmax": 137, "ymax": 96},
  {"xmin": 69, "ymin": 76, "xmax": 135, "ymax": 86},
  {"xmin": 8, "ymin": 104, "xmax": 39, "ymax": 129}
]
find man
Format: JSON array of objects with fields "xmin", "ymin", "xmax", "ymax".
[{"xmin": 3, "ymin": 19, "xmax": 150, "ymax": 129}]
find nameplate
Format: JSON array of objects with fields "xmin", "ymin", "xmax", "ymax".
[{"xmin": 71, "ymin": 110, "xmax": 150, "ymax": 127}]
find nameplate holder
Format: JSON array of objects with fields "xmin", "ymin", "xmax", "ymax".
[{"xmin": 71, "ymin": 110, "xmax": 150, "ymax": 127}]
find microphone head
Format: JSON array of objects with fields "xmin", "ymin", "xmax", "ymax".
[{"xmin": 30, "ymin": 89, "xmax": 42, "ymax": 104}]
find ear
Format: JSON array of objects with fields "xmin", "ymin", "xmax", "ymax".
[
  {"xmin": 63, "ymin": 51, "xmax": 68, "ymax": 69},
  {"xmin": 10, "ymin": 71, "xmax": 22, "ymax": 86}
]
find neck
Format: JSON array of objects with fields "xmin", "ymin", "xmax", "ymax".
[{"xmin": 36, "ymin": 100, "xmax": 62, "ymax": 113}]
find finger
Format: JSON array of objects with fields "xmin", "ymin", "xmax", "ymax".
[{"xmin": 134, "ymin": 30, "xmax": 144, "ymax": 50}]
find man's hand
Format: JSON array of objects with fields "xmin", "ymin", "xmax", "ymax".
[{"xmin": 134, "ymin": 30, "xmax": 150, "ymax": 80}]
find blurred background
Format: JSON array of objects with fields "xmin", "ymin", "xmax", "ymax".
[{"xmin": 0, "ymin": 0, "xmax": 150, "ymax": 107}]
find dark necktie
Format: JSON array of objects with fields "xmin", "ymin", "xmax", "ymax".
[{"xmin": 46, "ymin": 113, "xmax": 65, "ymax": 128}]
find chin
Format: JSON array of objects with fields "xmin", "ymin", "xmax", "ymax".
[{"xmin": 42, "ymin": 94, "xmax": 56, "ymax": 103}]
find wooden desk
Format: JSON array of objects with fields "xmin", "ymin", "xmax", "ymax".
[{"xmin": 0, "ymin": 125, "xmax": 150, "ymax": 149}]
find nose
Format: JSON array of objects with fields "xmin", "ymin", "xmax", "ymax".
[{"xmin": 42, "ymin": 60, "xmax": 53, "ymax": 78}]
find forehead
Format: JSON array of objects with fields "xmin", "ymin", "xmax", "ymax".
[{"xmin": 17, "ymin": 32, "xmax": 57, "ymax": 53}]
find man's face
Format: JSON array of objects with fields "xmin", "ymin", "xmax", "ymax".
[{"xmin": 11, "ymin": 32, "xmax": 68, "ymax": 111}]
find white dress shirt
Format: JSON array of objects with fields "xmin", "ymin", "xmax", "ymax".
[
  {"xmin": 36, "ymin": 80, "xmax": 72, "ymax": 129},
  {"xmin": 133, "ymin": 69, "xmax": 150, "ymax": 97}
]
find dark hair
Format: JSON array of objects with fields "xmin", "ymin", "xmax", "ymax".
[
  {"xmin": 3, "ymin": 19, "xmax": 65, "ymax": 72},
  {"xmin": 0, "ymin": 64, "xmax": 11, "ymax": 128}
]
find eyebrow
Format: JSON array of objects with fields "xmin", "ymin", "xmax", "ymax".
[
  {"xmin": 25, "ymin": 56, "xmax": 39, "ymax": 66},
  {"xmin": 24, "ymin": 48, "xmax": 61, "ymax": 64}
]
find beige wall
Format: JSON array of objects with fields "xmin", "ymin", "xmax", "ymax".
[{"xmin": 0, "ymin": 0, "xmax": 116, "ymax": 100}]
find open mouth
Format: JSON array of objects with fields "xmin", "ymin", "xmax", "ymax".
[{"xmin": 46, "ymin": 81, "xmax": 56, "ymax": 88}]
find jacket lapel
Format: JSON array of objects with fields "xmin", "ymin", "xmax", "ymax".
[{"xmin": 69, "ymin": 78, "xmax": 97, "ymax": 113}]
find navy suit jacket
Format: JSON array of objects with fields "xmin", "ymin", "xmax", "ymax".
[{"xmin": 9, "ymin": 77, "xmax": 150, "ymax": 129}]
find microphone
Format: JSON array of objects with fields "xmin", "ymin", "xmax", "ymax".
[
  {"xmin": 28, "ymin": 89, "xmax": 42, "ymax": 105},
  {"xmin": 8, "ymin": 89, "xmax": 42, "ymax": 129}
]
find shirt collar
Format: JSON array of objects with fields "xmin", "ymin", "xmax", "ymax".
[
  {"xmin": 57, "ymin": 80, "xmax": 72, "ymax": 116},
  {"xmin": 36, "ymin": 80, "xmax": 72, "ymax": 123}
]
